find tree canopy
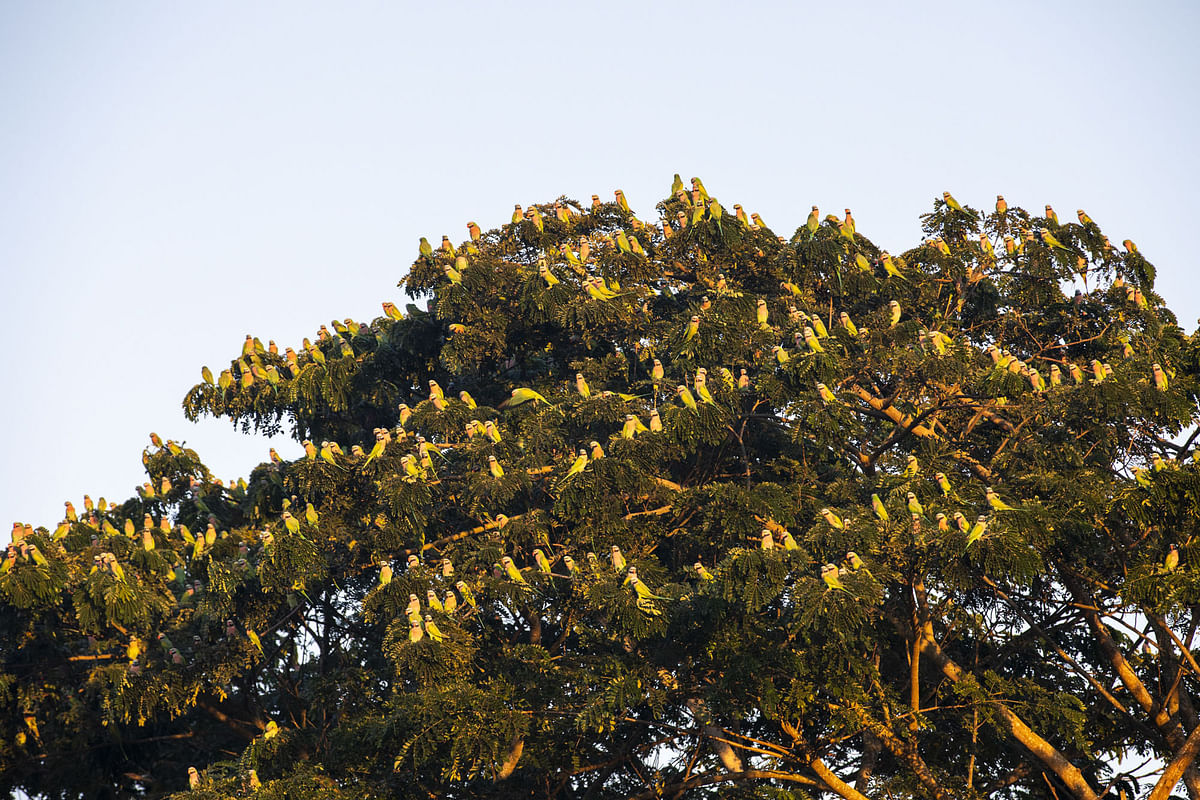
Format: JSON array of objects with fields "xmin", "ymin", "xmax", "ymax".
[{"xmin": 4, "ymin": 178, "xmax": 1200, "ymax": 800}]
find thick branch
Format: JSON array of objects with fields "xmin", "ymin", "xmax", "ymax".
[
  {"xmin": 911, "ymin": 625, "xmax": 1098, "ymax": 800},
  {"xmin": 848, "ymin": 384, "xmax": 995, "ymax": 481},
  {"xmin": 849, "ymin": 704, "xmax": 947, "ymax": 800},
  {"xmin": 630, "ymin": 769, "xmax": 821, "ymax": 800}
]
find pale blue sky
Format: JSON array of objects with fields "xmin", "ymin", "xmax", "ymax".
[{"xmin": 2, "ymin": 1, "xmax": 1197, "ymax": 531}]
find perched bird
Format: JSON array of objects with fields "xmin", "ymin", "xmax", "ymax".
[
  {"xmin": 821, "ymin": 564, "xmax": 848, "ymax": 592},
  {"xmin": 985, "ymin": 487, "xmax": 1015, "ymax": 512},
  {"xmin": 1165, "ymin": 544, "xmax": 1180, "ymax": 573},
  {"xmin": 871, "ymin": 493, "xmax": 889, "ymax": 522},
  {"xmin": 500, "ymin": 556, "xmax": 528, "ymax": 586},
  {"xmin": 888, "ymin": 300, "xmax": 901, "ymax": 327},
  {"xmin": 819, "ymin": 508, "xmax": 845, "ymax": 530},
  {"xmin": 610, "ymin": 545, "xmax": 626, "ymax": 572},
  {"xmin": 628, "ymin": 569, "xmax": 666, "ymax": 601},
  {"xmin": 694, "ymin": 562, "xmax": 715, "ymax": 580},
  {"xmin": 1153, "ymin": 363, "xmax": 1169, "ymax": 391},
  {"xmin": 424, "ymin": 615, "xmax": 445, "ymax": 643},
  {"xmin": 756, "ymin": 298, "xmax": 770, "ymax": 328},
  {"xmin": 903, "ymin": 455, "xmax": 920, "ymax": 478},
  {"xmin": 935, "ymin": 472, "xmax": 953, "ymax": 496},
  {"xmin": 943, "ymin": 191, "xmax": 965, "ymax": 213},
  {"xmin": 425, "ymin": 589, "xmax": 444, "ymax": 613},
  {"xmin": 676, "ymin": 385, "xmax": 698, "ymax": 411},
  {"xmin": 533, "ymin": 548, "xmax": 553, "ymax": 575},
  {"xmin": 684, "ymin": 315, "xmax": 700, "ymax": 341},
  {"xmin": 455, "ymin": 581, "xmax": 477, "ymax": 608},
  {"xmin": 966, "ymin": 515, "xmax": 989, "ymax": 546},
  {"xmin": 905, "ymin": 492, "xmax": 925, "ymax": 518},
  {"xmin": 802, "ymin": 327, "xmax": 824, "ymax": 353},
  {"xmin": 488, "ymin": 456, "xmax": 505, "ymax": 478}
]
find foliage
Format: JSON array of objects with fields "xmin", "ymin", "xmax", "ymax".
[{"xmin": 3, "ymin": 181, "xmax": 1200, "ymax": 800}]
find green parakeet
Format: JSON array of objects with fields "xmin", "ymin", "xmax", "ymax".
[
  {"xmin": 501, "ymin": 556, "xmax": 527, "ymax": 585},
  {"xmin": 1040, "ymin": 229, "xmax": 1069, "ymax": 251},
  {"xmin": 1153, "ymin": 363, "xmax": 1169, "ymax": 391},
  {"xmin": 985, "ymin": 487, "xmax": 1015, "ymax": 511},
  {"xmin": 319, "ymin": 442, "xmax": 340, "ymax": 468},
  {"xmin": 363, "ymin": 435, "xmax": 386, "ymax": 468},
  {"xmin": 455, "ymin": 580, "xmax": 477, "ymax": 608},
  {"xmin": 802, "ymin": 327, "xmax": 824, "ymax": 353},
  {"xmin": 676, "ymin": 385, "xmax": 698, "ymax": 411},
  {"xmin": 610, "ymin": 545, "xmax": 626, "ymax": 572},
  {"xmin": 423, "ymin": 615, "xmax": 445, "ymax": 643},
  {"xmin": 501, "ymin": 387, "xmax": 550, "ymax": 407},
  {"xmin": 821, "ymin": 564, "xmax": 848, "ymax": 592},
  {"xmin": 1165, "ymin": 544, "xmax": 1180, "ymax": 572},
  {"xmin": 425, "ymin": 589, "xmax": 443, "ymax": 613},
  {"xmin": 820, "ymin": 508, "xmax": 845, "ymax": 530},
  {"xmin": 966, "ymin": 515, "xmax": 988, "ymax": 546},
  {"xmin": 888, "ymin": 300, "xmax": 901, "ymax": 327},
  {"xmin": 943, "ymin": 191, "xmax": 965, "ymax": 213},
  {"xmin": 903, "ymin": 455, "xmax": 919, "ymax": 478},
  {"xmin": 565, "ymin": 450, "xmax": 588, "ymax": 478},
  {"xmin": 871, "ymin": 493, "xmax": 889, "ymax": 522},
  {"xmin": 905, "ymin": 492, "xmax": 924, "ymax": 518}
]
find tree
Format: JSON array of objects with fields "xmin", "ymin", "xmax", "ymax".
[{"xmin": 3, "ymin": 179, "xmax": 1199, "ymax": 800}]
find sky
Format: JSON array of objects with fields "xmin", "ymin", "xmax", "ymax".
[{"xmin": 1, "ymin": 1, "xmax": 1197, "ymax": 533}]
